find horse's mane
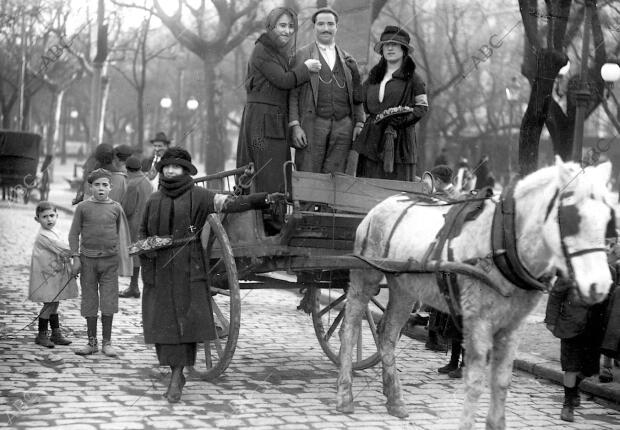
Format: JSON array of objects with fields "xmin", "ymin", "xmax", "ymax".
[{"xmin": 514, "ymin": 161, "xmax": 609, "ymax": 204}]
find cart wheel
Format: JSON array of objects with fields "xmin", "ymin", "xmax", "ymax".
[
  {"xmin": 311, "ymin": 287, "xmax": 383, "ymax": 370},
  {"xmin": 191, "ymin": 214, "xmax": 240, "ymax": 381}
]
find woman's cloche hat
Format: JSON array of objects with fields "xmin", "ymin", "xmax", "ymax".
[
  {"xmin": 157, "ymin": 147, "xmax": 198, "ymax": 176},
  {"xmin": 374, "ymin": 25, "xmax": 413, "ymax": 54}
]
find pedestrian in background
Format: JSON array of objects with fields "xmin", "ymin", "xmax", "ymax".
[
  {"xmin": 139, "ymin": 147, "xmax": 284, "ymax": 403},
  {"xmin": 600, "ymin": 261, "xmax": 620, "ymax": 383},
  {"xmin": 69, "ymin": 168, "xmax": 132, "ymax": 357},
  {"xmin": 142, "ymin": 132, "xmax": 172, "ymax": 190},
  {"xmin": 545, "ymin": 276, "xmax": 607, "ymax": 422},
  {"xmin": 352, "ymin": 25, "xmax": 428, "ymax": 180},
  {"xmin": 289, "ymin": 7, "xmax": 364, "ymax": 175},
  {"xmin": 114, "ymin": 144, "xmax": 134, "ymax": 173},
  {"xmin": 119, "ymin": 156, "xmax": 153, "ymax": 299},
  {"xmin": 28, "ymin": 201, "xmax": 78, "ymax": 348}
]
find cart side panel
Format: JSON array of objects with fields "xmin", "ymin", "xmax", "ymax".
[{"xmin": 291, "ymin": 171, "xmax": 430, "ymax": 214}]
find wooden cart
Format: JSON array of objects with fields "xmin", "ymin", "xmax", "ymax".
[
  {"xmin": 191, "ymin": 164, "xmax": 494, "ymax": 381},
  {"xmin": 0, "ymin": 131, "xmax": 50, "ymax": 203}
]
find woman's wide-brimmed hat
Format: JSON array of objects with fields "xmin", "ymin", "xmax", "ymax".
[
  {"xmin": 374, "ymin": 25, "xmax": 413, "ymax": 54},
  {"xmin": 149, "ymin": 131, "xmax": 171, "ymax": 144},
  {"xmin": 157, "ymin": 147, "xmax": 198, "ymax": 175}
]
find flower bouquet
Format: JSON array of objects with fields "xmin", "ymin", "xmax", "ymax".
[
  {"xmin": 128, "ymin": 235, "xmax": 173, "ymax": 256},
  {"xmin": 374, "ymin": 105, "xmax": 414, "ymax": 124}
]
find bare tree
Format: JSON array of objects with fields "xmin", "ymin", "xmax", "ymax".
[
  {"xmin": 110, "ymin": 7, "xmax": 176, "ymax": 153},
  {"xmin": 518, "ymin": 0, "xmax": 620, "ymax": 173}
]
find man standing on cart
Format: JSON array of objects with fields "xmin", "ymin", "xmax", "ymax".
[{"xmin": 288, "ymin": 7, "xmax": 364, "ymax": 174}]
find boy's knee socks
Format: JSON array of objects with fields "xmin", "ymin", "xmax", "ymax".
[
  {"xmin": 101, "ymin": 314, "xmax": 113, "ymax": 341},
  {"xmin": 86, "ymin": 316, "xmax": 97, "ymax": 339},
  {"xmin": 38, "ymin": 318, "xmax": 49, "ymax": 332},
  {"xmin": 49, "ymin": 314, "xmax": 59, "ymax": 330}
]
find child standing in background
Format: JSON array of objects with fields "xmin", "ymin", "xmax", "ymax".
[
  {"xmin": 69, "ymin": 168, "xmax": 132, "ymax": 357},
  {"xmin": 29, "ymin": 201, "xmax": 78, "ymax": 348}
]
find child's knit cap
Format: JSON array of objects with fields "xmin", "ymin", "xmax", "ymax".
[{"xmin": 87, "ymin": 168, "xmax": 112, "ymax": 184}]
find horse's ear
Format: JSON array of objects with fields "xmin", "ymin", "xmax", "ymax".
[
  {"xmin": 595, "ymin": 161, "xmax": 612, "ymax": 183},
  {"xmin": 555, "ymin": 156, "xmax": 573, "ymax": 187}
]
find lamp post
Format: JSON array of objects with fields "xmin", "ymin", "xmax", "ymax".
[
  {"xmin": 186, "ymin": 97, "xmax": 199, "ymax": 158},
  {"xmin": 572, "ymin": 0, "xmax": 594, "ymax": 162},
  {"xmin": 159, "ymin": 96, "xmax": 172, "ymax": 132},
  {"xmin": 505, "ymin": 76, "xmax": 521, "ymax": 179}
]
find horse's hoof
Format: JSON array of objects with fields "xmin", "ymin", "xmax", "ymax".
[
  {"xmin": 387, "ymin": 404, "xmax": 409, "ymax": 419},
  {"xmin": 336, "ymin": 403, "xmax": 355, "ymax": 414}
]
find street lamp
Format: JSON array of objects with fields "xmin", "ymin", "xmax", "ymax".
[
  {"xmin": 160, "ymin": 96, "xmax": 172, "ymax": 109},
  {"xmin": 601, "ymin": 62, "xmax": 620, "ymax": 87},
  {"xmin": 186, "ymin": 97, "xmax": 198, "ymax": 111}
]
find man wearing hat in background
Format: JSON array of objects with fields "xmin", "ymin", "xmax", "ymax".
[
  {"xmin": 288, "ymin": 7, "xmax": 364, "ymax": 174},
  {"xmin": 119, "ymin": 156, "xmax": 153, "ymax": 299},
  {"xmin": 141, "ymin": 132, "xmax": 171, "ymax": 188}
]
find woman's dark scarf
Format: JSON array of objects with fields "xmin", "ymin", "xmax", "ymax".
[{"xmin": 159, "ymin": 174, "xmax": 194, "ymax": 199}]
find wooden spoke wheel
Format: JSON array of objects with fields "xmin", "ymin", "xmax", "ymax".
[
  {"xmin": 191, "ymin": 214, "xmax": 240, "ymax": 381},
  {"xmin": 311, "ymin": 286, "xmax": 384, "ymax": 370}
]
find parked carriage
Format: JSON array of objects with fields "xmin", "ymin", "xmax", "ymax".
[
  {"xmin": 0, "ymin": 130, "xmax": 51, "ymax": 203},
  {"xmin": 188, "ymin": 163, "xmax": 498, "ymax": 380}
]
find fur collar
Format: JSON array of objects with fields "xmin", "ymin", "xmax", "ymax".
[{"xmin": 368, "ymin": 55, "xmax": 417, "ymax": 85}]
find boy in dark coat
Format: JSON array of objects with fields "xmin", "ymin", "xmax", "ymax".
[
  {"xmin": 139, "ymin": 148, "xmax": 283, "ymax": 403},
  {"xmin": 544, "ymin": 277, "xmax": 607, "ymax": 422}
]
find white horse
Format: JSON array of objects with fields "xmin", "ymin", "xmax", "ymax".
[{"xmin": 337, "ymin": 158, "xmax": 614, "ymax": 429}]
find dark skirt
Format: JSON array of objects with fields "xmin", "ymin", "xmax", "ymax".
[
  {"xmin": 356, "ymin": 155, "xmax": 415, "ymax": 181},
  {"xmin": 560, "ymin": 333, "xmax": 600, "ymax": 376},
  {"xmin": 156, "ymin": 343, "xmax": 197, "ymax": 367},
  {"xmin": 602, "ymin": 285, "xmax": 620, "ymax": 359}
]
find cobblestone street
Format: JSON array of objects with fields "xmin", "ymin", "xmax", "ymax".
[{"xmin": 1, "ymin": 200, "xmax": 620, "ymax": 429}]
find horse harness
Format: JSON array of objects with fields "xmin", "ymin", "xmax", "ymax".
[{"xmin": 427, "ymin": 183, "xmax": 616, "ymax": 331}]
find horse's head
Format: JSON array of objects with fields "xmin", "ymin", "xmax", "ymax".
[{"xmin": 543, "ymin": 156, "xmax": 615, "ymax": 304}]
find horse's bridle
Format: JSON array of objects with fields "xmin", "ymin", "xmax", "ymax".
[{"xmin": 545, "ymin": 189, "xmax": 616, "ymax": 281}]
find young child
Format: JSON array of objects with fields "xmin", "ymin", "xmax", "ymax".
[
  {"xmin": 69, "ymin": 168, "xmax": 132, "ymax": 357},
  {"xmin": 29, "ymin": 201, "xmax": 79, "ymax": 348},
  {"xmin": 545, "ymin": 276, "xmax": 607, "ymax": 422}
]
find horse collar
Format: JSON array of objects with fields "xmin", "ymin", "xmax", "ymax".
[{"xmin": 491, "ymin": 183, "xmax": 549, "ymax": 291}]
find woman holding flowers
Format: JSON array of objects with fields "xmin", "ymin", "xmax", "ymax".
[{"xmin": 352, "ymin": 25, "xmax": 428, "ymax": 180}]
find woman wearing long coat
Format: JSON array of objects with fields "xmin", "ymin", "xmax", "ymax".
[
  {"xmin": 139, "ymin": 148, "xmax": 276, "ymax": 403},
  {"xmin": 353, "ymin": 26, "xmax": 428, "ymax": 181},
  {"xmin": 236, "ymin": 7, "xmax": 319, "ymax": 194}
]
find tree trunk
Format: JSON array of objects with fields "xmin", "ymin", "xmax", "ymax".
[
  {"xmin": 518, "ymin": 49, "xmax": 568, "ymax": 175},
  {"xmin": 203, "ymin": 58, "xmax": 225, "ymax": 174},
  {"xmin": 98, "ymin": 74, "xmax": 110, "ymax": 145},
  {"xmin": 46, "ymin": 88, "xmax": 65, "ymax": 182},
  {"xmin": 136, "ymin": 85, "xmax": 145, "ymax": 154}
]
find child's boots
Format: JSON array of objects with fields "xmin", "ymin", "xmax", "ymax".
[
  {"xmin": 75, "ymin": 337, "xmax": 98, "ymax": 355},
  {"xmin": 34, "ymin": 318, "xmax": 54, "ymax": 348},
  {"xmin": 49, "ymin": 314, "xmax": 71, "ymax": 345},
  {"xmin": 560, "ymin": 385, "xmax": 578, "ymax": 422},
  {"xmin": 75, "ymin": 316, "xmax": 98, "ymax": 355}
]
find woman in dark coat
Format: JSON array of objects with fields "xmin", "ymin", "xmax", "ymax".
[
  {"xmin": 236, "ymin": 7, "xmax": 320, "ymax": 194},
  {"xmin": 353, "ymin": 26, "xmax": 428, "ymax": 181},
  {"xmin": 139, "ymin": 148, "xmax": 280, "ymax": 403}
]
